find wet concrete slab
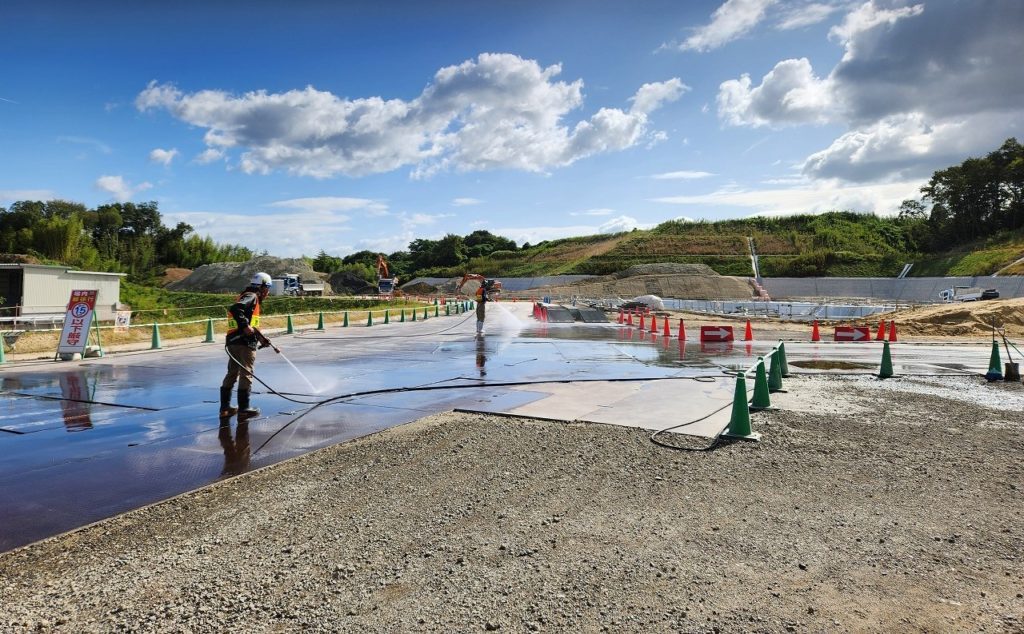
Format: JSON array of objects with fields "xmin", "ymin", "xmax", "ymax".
[{"xmin": 0, "ymin": 302, "xmax": 990, "ymax": 552}]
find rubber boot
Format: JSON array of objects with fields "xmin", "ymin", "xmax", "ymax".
[
  {"xmin": 219, "ymin": 386, "xmax": 237, "ymax": 418},
  {"xmin": 237, "ymin": 389, "xmax": 260, "ymax": 420}
]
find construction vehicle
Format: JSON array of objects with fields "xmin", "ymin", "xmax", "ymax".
[
  {"xmin": 270, "ymin": 274, "xmax": 325, "ymax": 297},
  {"xmin": 938, "ymin": 286, "xmax": 997, "ymax": 302},
  {"xmin": 376, "ymin": 254, "xmax": 398, "ymax": 298},
  {"xmin": 456, "ymin": 273, "xmax": 501, "ymax": 299}
]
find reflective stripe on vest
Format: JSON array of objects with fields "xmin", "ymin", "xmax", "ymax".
[{"xmin": 226, "ymin": 292, "xmax": 261, "ymax": 333}]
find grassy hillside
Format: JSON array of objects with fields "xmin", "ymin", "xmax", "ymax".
[{"xmin": 414, "ymin": 213, "xmax": 1024, "ymax": 279}]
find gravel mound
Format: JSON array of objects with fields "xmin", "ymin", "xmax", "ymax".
[
  {"xmin": 611, "ymin": 262, "xmax": 718, "ymax": 278},
  {"xmin": 168, "ymin": 256, "xmax": 327, "ymax": 294}
]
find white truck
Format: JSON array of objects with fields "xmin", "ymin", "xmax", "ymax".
[
  {"xmin": 938, "ymin": 286, "xmax": 998, "ymax": 302},
  {"xmin": 270, "ymin": 274, "xmax": 325, "ymax": 297}
]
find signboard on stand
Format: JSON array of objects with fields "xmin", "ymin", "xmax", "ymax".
[
  {"xmin": 114, "ymin": 310, "xmax": 132, "ymax": 333},
  {"xmin": 57, "ymin": 290, "xmax": 98, "ymax": 356}
]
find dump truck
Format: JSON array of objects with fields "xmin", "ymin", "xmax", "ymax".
[
  {"xmin": 938, "ymin": 286, "xmax": 998, "ymax": 302},
  {"xmin": 270, "ymin": 274, "xmax": 325, "ymax": 297}
]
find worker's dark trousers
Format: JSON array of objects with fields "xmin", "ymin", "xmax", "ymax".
[
  {"xmin": 476, "ymin": 302, "xmax": 486, "ymax": 333},
  {"xmin": 221, "ymin": 345, "xmax": 256, "ymax": 392}
]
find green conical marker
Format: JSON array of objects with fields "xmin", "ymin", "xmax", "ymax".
[
  {"xmin": 726, "ymin": 373, "xmax": 753, "ymax": 438},
  {"xmin": 768, "ymin": 349, "xmax": 783, "ymax": 392},
  {"xmin": 423, "ymin": 306, "xmax": 428, "ymax": 320},
  {"xmin": 985, "ymin": 339, "xmax": 1003, "ymax": 380},
  {"xmin": 878, "ymin": 340, "xmax": 894, "ymax": 379},
  {"xmin": 0, "ymin": 331, "xmax": 6, "ymax": 364},
  {"xmin": 204, "ymin": 318, "xmax": 215, "ymax": 343},
  {"xmin": 316, "ymin": 312, "xmax": 325, "ymax": 330},
  {"xmin": 384, "ymin": 309, "xmax": 390, "ymax": 324},
  {"xmin": 400, "ymin": 309, "xmax": 405, "ymax": 323},
  {"xmin": 367, "ymin": 311, "xmax": 373, "ymax": 327},
  {"xmin": 151, "ymin": 323, "xmax": 162, "ymax": 350},
  {"xmin": 412, "ymin": 308, "xmax": 417, "ymax": 322},
  {"xmin": 750, "ymin": 358, "xmax": 771, "ymax": 410},
  {"xmin": 286, "ymin": 314, "xmax": 294, "ymax": 334},
  {"xmin": 343, "ymin": 311, "xmax": 349, "ymax": 327},
  {"xmin": 778, "ymin": 341, "xmax": 790, "ymax": 377}
]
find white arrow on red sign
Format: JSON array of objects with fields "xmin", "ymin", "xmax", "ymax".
[
  {"xmin": 833, "ymin": 326, "xmax": 871, "ymax": 342},
  {"xmin": 700, "ymin": 326, "xmax": 734, "ymax": 342}
]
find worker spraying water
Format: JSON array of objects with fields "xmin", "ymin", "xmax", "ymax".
[
  {"xmin": 220, "ymin": 272, "xmax": 280, "ymax": 419},
  {"xmin": 457, "ymin": 273, "xmax": 501, "ymax": 337}
]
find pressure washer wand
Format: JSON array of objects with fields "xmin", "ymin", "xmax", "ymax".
[{"xmin": 254, "ymin": 328, "xmax": 281, "ymax": 354}]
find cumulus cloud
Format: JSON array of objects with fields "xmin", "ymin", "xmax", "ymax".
[
  {"xmin": 136, "ymin": 54, "xmax": 683, "ymax": 179},
  {"xmin": 268, "ymin": 196, "xmax": 389, "ymax": 216},
  {"xmin": 598, "ymin": 215, "xmax": 652, "ymax": 233},
  {"xmin": 651, "ymin": 170, "xmax": 715, "ymax": 180},
  {"xmin": 775, "ymin": 2, "xmax": 840, "ymax": 30},
  {"xmin": 716, "ymin": 1, "xmax": 1024, "ymax": 182},
  {"xmin": 677, "ymin": 0, "xmax": 776, "ymax": 52},
  {"xmin": 651, "ymin": 179, "xmax": 922, "ymax": 217},
  {"xmin": 452, "ymin": 197, "xmax": 482, "ymax": 206},
  {"xmin": 569, "ymin": 208, "xmax": 615, "ymax": 217},
  {"xmin": 95, "ymin": 175, "xmax": 152, "ymax": 202},
  {"xmin": 195, "ymin": 148, "xmax": 225, "ymax": 164},
  {"xmin": 149, "ymin": 148, "xmax": 178, "ymax": 165}
]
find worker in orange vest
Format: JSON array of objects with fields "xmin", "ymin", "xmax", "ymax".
[{"xmin": 220, "ymin": 272, "xmax": 276, "ymax": 419}]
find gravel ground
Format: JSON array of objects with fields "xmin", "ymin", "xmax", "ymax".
[{"xmin": 1, "ymin": 375, "xmax": 1022, "ymax": 633}]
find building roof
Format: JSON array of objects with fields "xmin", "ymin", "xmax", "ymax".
[{"xmin": 0, "ymin": 263, "xmax": 126, "ymax": 277}]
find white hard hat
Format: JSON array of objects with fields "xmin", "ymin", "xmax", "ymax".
[{"xmin": 251, "ymin": 272, "xmax": 272, "ymax": 287}]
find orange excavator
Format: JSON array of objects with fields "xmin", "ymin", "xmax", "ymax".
[
  {"xmin": 456, "ymin": 273, "xmax": 501, "ymax": 299},
  {"xmin": 376, "ymin": 254, "xmax": 399, "ymax": 298}
]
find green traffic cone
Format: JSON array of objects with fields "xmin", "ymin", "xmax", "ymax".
[
  {"xmin": 367, "ymin": 311, "xmax": 374, "ymax": 326},
  {"xmin": 400, "ymin": 309, "xmax": 406, "ymax": 323},
  {"xmin": 434, "ymin": 304, "xmax": 439, "ymax": 317},
  {"xmin": 0, "ymin": 332, "xmax": 6, "ymax": 364},
  {"xmin": 384, "ymin": 309, "xmax": 390, "ymax": 324},
  {"xmin": 445, "ymin": 303, "xmax": 450, "ymax": 316},
  {"xmin": 434, "ymin": 298, "xmax": 439, "ymax": 305},
  {"xmin": 151, "ymin": 323, "xmax": 162, "ymax": 350},
  {"xmin": 985, "ymin": 339, "xmax": 1003, "ymax": 381},
  {"xmin": 343, "ymin": 311, "xmax": 349, "ymax": 327},
  {"xmin": 778, "ymin": 341, "xmax": 790, "ymax": 377},
  {"xmin": 286, "ymin": 314, "xmax": 294, "ymax": 334},
  {"xmin": 768, "ymin": 349, "xmax": 783, "ymax": 392},
  {"xmin": 723, "ymin": 373, "xmax": 760, "ymax": 441},
  {"xmin": 412, "ymin": 308, "xmax": 417, "ymax": 322},
  {"xmin": 204, "ymin": 318, "xmax": 215, "ymax": 343},
  {"xmin": 878, "ymin": 340, "xmax": 894, "ymax": 379},
  {"xmin": 316, "ymin": 312, "xmax": 325, "ymax": 330},
  {"xmin": 750, "ymin": 358, "xmax": 771, "ymax": 410},
  {"xmin": 423, "ymin": 306, "xmax": 428, "ymax": 320}
]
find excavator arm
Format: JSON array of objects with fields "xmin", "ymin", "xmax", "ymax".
[
  {"xmin": 456, "ymin": 273, "xmax": 485, "ymax": 293},
  {"xmin": 457, "ymin": 273, "xmax": 501, "ymax": 296}
]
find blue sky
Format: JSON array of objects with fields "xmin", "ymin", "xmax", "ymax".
[{"xmin": 2, "ymin": 0, "xmax": 1022, "ymax": 257}]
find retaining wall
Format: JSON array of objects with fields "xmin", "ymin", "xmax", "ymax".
[{"xmin": 763, "ymin": 277, "xmax": 1024, "ymax": 302}]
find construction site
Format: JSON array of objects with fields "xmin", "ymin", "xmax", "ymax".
[{"xmin": 1, "ymin": 265, "xmax": 1022, "ymax": 633}]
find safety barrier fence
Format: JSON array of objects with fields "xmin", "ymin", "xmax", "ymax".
[{"xmin": 662, "ymin": 299, "xmax": 913, "ymax": 321}]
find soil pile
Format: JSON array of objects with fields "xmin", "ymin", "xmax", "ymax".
[
  {"xmin": 0, "ymin": 253, "xmax": 40, "ymax": 265},
  {"xmin": 168, "ymin": 256, "xmax": 327, "ymax": 294},
  {"xmin": 529, "ymin": 263, "xmax": 751, "ymax": 300},
  {"xmin": 402, "ymin": 281, "xmax": 439, "ymax": 295},
  {"xmin": 890, "ymin": 297, "xmax": 1024, "ymax": 337},
  {"xmin": 328, "ymin": 271, "xmax": 376, "ymax": 295},
  {"xmin": 160, "ymin": 267, "xmax": 192, "ymax": 287}
]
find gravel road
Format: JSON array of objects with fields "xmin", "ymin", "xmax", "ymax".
[{"xmin": 1, "ymin": 375, "xmax": 1022, "ymax": 633}]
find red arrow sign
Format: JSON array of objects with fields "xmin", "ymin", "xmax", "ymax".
[
  {"xmin": 700, "ymin": 325, "xmax": 734, "ymax": 342},
  {"xmin": 834, "ymin": 326, "xmax": 871, "ymax": 342}
]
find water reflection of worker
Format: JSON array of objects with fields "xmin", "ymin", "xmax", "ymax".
[
  {"xmin": 219, "ymin": 420, "xmax": 251, "ymax": 476},
  {"xmin": 475, "ymin": 336, "xmax": 487, "ymax": 377}
]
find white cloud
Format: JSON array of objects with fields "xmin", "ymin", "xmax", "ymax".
[
  {"xmin": 95, "ymin": 175, "xmax": 153, "ymax": 202},
  {"xmin": 717, "ymin": 1, "xmax": 1024, "ymax": 183},
  {"xmin": 452, "ymin": 197, "xmax": 482, "ymax": 206},
  {"xmin": 267, "ymin": 196, "xmax": 389, "ymax": 216},
  {"xmin": 598, "ymin": 215, "xmax": 652, "ymax": 233},
  {"xmin": 776, "ymin": 2, "xmax": 839, "ymax": 30},
  {"xmin": 569, "ymin": 208, "xmax": 615, "ymax": 217},
  {"xmin": 678, "ymin": 0, "xmax": 777, "ymax": 52},
  {"xmin": 57, "ymin": 136, "xmax": 112, "ymax": 154},
  {"xmin": 149, "ymin": 148, "xmax": 178, "ymax": 165},
  {"xmin": 651, "ymin": 170, "xmax": 714, "ymax": 180},
  {"xmin": 0, "ymin": 189, "xmax": 55, "ymax": 204},
  {"xmin": 651, "ymin": 179, "xmax": 922, "ymax": 217},
  {"xmin": 195, "ymin": 148, "xmax": 225, "ymax": 164},
  {"xmin": 136, "ymin": 54, "xmax": 683, "ymax": 179}
]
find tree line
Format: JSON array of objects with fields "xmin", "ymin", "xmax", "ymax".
[{"xmin": 0, "ymin": 200, "xmax": 252, "ymax": 281}]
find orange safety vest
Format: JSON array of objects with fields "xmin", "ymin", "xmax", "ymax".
[{"xmin": 226, "ymin": 292, "xmax": 261, "ymax": 333}]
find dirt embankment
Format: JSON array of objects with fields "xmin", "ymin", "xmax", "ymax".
[
  {"xmin": 169, "ymin": 256, "xmax": 328, "ymax": 294},
  {"xmin": 885, "ymin": 298, "xmax": 1024, "ymax": 338}
]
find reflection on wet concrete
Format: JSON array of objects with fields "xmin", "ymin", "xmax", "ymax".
[{"xmin": 0, "ymin": 306, "xmax": 988, "ymax": 552}]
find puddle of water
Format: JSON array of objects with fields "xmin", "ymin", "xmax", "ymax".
[{"xmin": 791, "ymin": 359, "xmax": 874, "ymax": 370}]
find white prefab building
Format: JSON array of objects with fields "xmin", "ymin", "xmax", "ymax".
[{"xmin": 0, "ymin": 264, "xmax": 125, "ymax": 326}]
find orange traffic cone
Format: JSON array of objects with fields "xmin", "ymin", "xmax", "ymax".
[
  {"xmin": 639, "ymin": 314, "xmax": 645, "ymax": 330},
  {"xmin": 875, "ymin": 320, "xmax": 885, "ymax": 340},
  {"xmin": 662, "ymin": 318, "xmax": 670, "ymax": 337},
  {"xmin": 617, "ymin": 308, "xmax": 623, "ymax": 324},
  {"xmin": 744, "ymin": 319, "xmax": 753, "ymax": 341},
  {"xmin": 811, "ymin": 320, "xmax": 821, "ymax": 342},
  {"xmin": 650, "ymin": 314, "xmax": 657, "ymax": 332},
  {"xmin": 678, "ymin": 319, "xmax": 686, "ymax": 340},
  {"xmin": 887, "ymin": 320, "xmax": 898, "ymax": 342},
  {"xmin": 627, "ymin": 311, "xmax": 634, "ymax": 326}
]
